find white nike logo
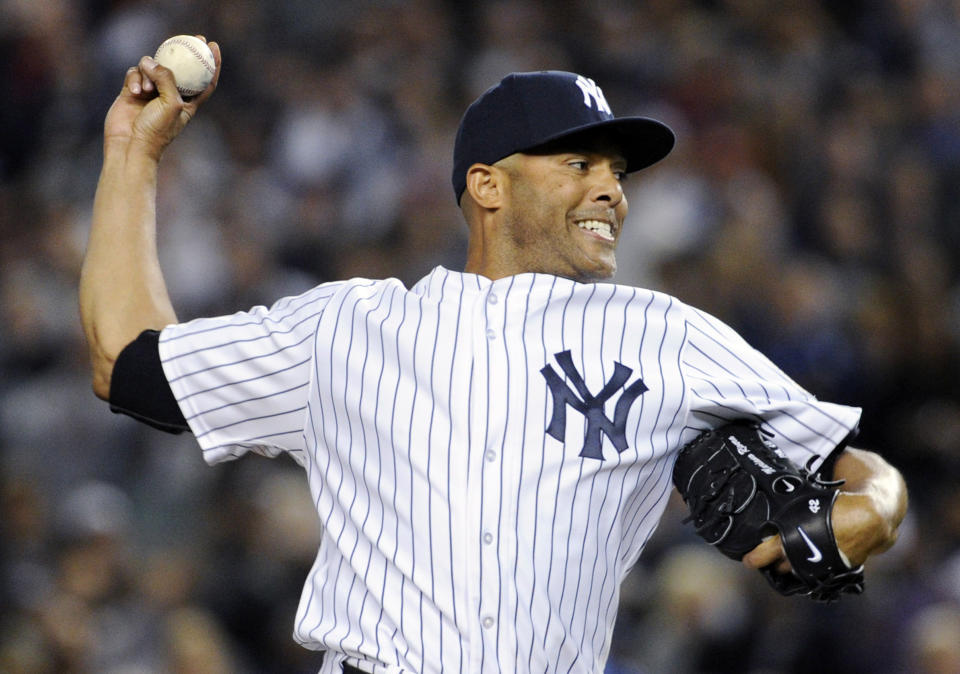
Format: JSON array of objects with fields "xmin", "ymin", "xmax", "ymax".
[{"xmin": 796, "ymin": 527, "xmax": 823, "ymax": 563}]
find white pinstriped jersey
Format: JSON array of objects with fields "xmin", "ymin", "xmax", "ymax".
[{"xmin": 159, "ymin": 266, "xmax": 860, "ymax": 674}]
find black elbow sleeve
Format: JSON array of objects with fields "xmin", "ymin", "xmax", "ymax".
[{"xmin": 109, "ymin": 330, "xmax": 190, "ymax": 434}]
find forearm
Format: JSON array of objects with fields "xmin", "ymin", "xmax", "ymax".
[{"xmin": 80, "ymin": 139, "xmax": 178, "ymax": 399}]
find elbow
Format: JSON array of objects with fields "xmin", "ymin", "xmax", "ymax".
[
  {"xmin": 861, "ymin": 448, "xmax": 909, "ymax": 524},
  {"xmin": 878, "ymin": 469, "xmax": 908, "ymax": 554},
  {"xmin": 89, "ymin": 349, "xmax": 115, "ymax": 401},
  {"xmin": 92, "ymin": 368, "xmax": 111, "ymax": 401},
  {"xmin": 873, "ymin": 465, "xmax": 908, "ymax": 553},
  {"xmin": 83, "ymin": 322, "xmax": 119, "ymax": 401},
  {"xmin": 838, "ymin": 447, "xmax": 909, "ymax": 551},
  {"xmin": 888, "ymin": 460, "xmax": 909, "ymax": 536}
]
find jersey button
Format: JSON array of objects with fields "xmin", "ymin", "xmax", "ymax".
[
  {"xmin": 482, "ymin": 616, "xmax": 495, "ymax": 629},
  {"xmin": 483, "ymin": 532, "xmax": 494, "ymax": 545},
  {"xmin": 487, "ymin": 293, "xmax": 499, "ymax": 305},
  {"xmin": 485, "ymin": 328, "xmax": 496, "ymax": 340},
  {"xmin": 485, "ymin": 450, "xmax": 497, "ymax": 462}
]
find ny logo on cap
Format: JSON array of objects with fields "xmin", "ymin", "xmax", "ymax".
[
  {"xmin": 574, "ymin": 75, "xmax": 613, "ymax": 115},
  {"xmin": 541, "ymin": 350, "xmax": 648, "ymax": 460}
]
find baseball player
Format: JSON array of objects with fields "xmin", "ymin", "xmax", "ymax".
[{"xmin": 79, "ymin": 43, "xmax": 907, "ymax": 674}]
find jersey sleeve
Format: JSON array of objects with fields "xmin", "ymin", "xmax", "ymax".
[
  {"xmin": 158, "ymin": 284, "xmax": 341, "ymax": 465},
  {"xmin": 679, "ymin": 303, "xmax": 861, "ymax": 471}
]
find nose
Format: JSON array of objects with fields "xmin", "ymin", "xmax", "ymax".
[{"xmin": 590, "ymin": 164, "xmax": 625, "ymax": 208}]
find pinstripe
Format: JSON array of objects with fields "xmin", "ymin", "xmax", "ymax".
[
  {"xmin": 231, "ymin": 427, "xmax": 303, "ymax": 444},
  {"xmin": 167, "ymin": 331, "xmax": 315, "ymax": 382},
  {"xmin": 525, "ymin": 274, "xmax": 558, "ymax": 673},
  {"xmin": 509, "ymin": 274, "xmax": 532, "ymax": 672},
  {"xmin": 163, "ymin": 281, "xmax": 357, "ymax": 341},
  {"xmin": 185, "ymin": 380, "xmax": 309, "ymax": 419},
  {"xmin": 175, "ymin": 357, "xmax": 310, "ymax": 402},
  {"xmin": 158, "ymin": 267, "xmax": 861, "ymax": 674},
  {"xmin": 617, "ymin": 298, "xmax": 678, "ymax": 565},
  {"xmin": 587, "ymin": 286, "xmax": 645, "ymax": 656},
  {"xmin": 492, "ymin": 274, "xmax": 517, "ymax": 666},
  {"xmin": 685, "ymin": 316, "xmax": 793, "ymax": 389},
  {"xmin": 314, "ymin": 284, "xmax": 366, "ymax": 646},
  {"xmin": 422, "ymin": 273, "xmax": 444, "ymax": 669},
  {"xmin": 291, "ymin": 293, "xmax": 345, "ymax": 641},
  {"xmin": 360, "ymin": 283, "xmax": 402, "ymax": 661},
  {"xmin": 164, "ymin": 302, "xmax": 340, "ymax": 362},
  {"xmin": 478, "ymin": 281, "xmax": 492, "ymax": 674},
  {"xmin": 165, "ymin": 311, "xmax": 325, "ymax": 365},
  {"xmin": 573, "ymin": 285, "xmax": 623, "ymax": 664},
  {"xmin": 294, "ymin": 352, "xmax": 324, "ymax": 639},
  {"xmin": 686, "ymin": 380, "xmax": 846, "ymax": 451},
  {"xmin": 600, "ymin": 292, "xmax": 672, "ymax": 637},
  {"xmin": 542, "ymin": 283, "xmax": 581, "ymax": 673},
  {"xmin": 404, "ymin": 293, "xmax": 426, "ymax": 671},
  {"xmin": 462, "ymin": 355, "xmax": 475, "ymax": 668},
  {"xmin": 444, "ymin": 276, "xmax": 465, "ymax": 672},
  {"xmin": 374, "ymin": 286, "xmax": 409, "ymax": 664},
  {"xmin": 551, "ymin": 284, "xmax": 597, "ymax": 673},
  {"xmin": 332, "ymin": 288, "xmax": 376, "ymax": 654},
  {"xmin": 341, "ymin": 285, "xmax": 390, "ymax": 657},
  {"xmin": 297, "ymin": 316, "xmax": 338, "ymax": 641},
  {"xmin": 349, "ymin": 286, "xmax": 389, "ymax": 657},
  {"xmin": 194, "ymin": 405, "xmax": 307, "ymax": 438}
]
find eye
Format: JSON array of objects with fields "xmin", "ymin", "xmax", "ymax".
[
  {"xmin": 614, "ymin": 170, "xmax": 628, "ymax": 182},
  {"xmin": 568, "ymin": 160, "xmax": 589, "ymax": 171}
]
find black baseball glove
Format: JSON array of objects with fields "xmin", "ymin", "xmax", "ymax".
[{"xmin": 672, "ymin": 421, "xmax": 864, "ymax": 602}]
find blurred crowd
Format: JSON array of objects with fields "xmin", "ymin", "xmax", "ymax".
[{"xmin": 1, "ymin": 0, "xmax": 959, "ymax": 672}]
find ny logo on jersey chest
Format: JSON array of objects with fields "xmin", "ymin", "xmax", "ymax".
[{"xmin": 540, "ymin": 350, "xmax": 648, "ymax": 460}]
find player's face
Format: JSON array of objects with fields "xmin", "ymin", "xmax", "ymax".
[{"xmin": 496, "ymin": 141, "xmax": 629, "ymax": 283}]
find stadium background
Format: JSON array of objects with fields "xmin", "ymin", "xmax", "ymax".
[{"xmin": 1, "ymin": 0, "xmax": 958, "ymax": 672}]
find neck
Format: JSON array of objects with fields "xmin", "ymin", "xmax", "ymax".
[{"xmin": 464, "ymin": 224, "xmax": 523, "ymax": 282}]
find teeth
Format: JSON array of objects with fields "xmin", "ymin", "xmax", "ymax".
[{"xmin": 577, "ymin": 220, "xmax": 614, "ymax": 240}]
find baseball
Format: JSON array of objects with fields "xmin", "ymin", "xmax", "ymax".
[{"xmin": 154, "ymin": 35, "xmax": 215, "ymax": 97}]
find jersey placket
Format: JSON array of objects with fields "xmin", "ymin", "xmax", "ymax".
[{"xmin": 465, "ymin": 282, "xmax": 512, "ymax": 671}]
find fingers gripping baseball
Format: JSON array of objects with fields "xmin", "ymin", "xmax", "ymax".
[
  {"xmin": 105, "ymin": 39, "xmax": 221, "ymax": 160},
  {"xmin": 128, "ymin": 55, "xmax": 194, "ymax": 156}
]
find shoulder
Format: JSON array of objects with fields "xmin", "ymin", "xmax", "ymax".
[
  {"xmin": 160, "ymin": 276, "xmax": 406, "ymax": 344},
  {"xmin": 584, "ymin": 282, "xmax": 753, "ymax": 351},
  {"xmin": 263, "ymin": 276, "xmax": 412, "ymax": 318},
  {"xmin": 581, "ymin": 280, "xmax": 692, "ymax": 318}
]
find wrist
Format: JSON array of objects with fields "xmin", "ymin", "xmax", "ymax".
[
  {"xmin": 98, "ymin": 143, "xmax": 160, "ymax": 190},
  {"xmin": 103, "ymin": 135, "xmax": 132, "ymax": 157},
  {"xmin": 103, "ymin": 134, "xmax": 156, "ymax": 163},
  {"xmin": 127, "ymin": 135, "xmax": 167, "ymax": 164},
  {"xmin": 104, "ymin": 134, "xmax": 165, "ymax": 165}
]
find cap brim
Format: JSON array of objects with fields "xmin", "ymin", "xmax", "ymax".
[{"xmin": 518, "ymin": 116, "xmax": 675, "ymax": 174}]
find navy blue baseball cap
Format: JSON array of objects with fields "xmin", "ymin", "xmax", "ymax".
[{"xmin": 452, "ymin": 70, "xmax": 675, "ymax": 202}]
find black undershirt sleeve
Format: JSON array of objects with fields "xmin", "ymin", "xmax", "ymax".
[{"xmin": 109, "ymin": 329, "xmax": 190, "ymax": 434}]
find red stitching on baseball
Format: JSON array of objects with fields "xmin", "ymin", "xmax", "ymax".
[{"xmin": 165, "ymin": 37, "xmax": 216, "ymax": 75}]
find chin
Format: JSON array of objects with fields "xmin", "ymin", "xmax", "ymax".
[
  {"xmin": 574, "ymin": 265, "xmax": 616, "ymax": 283},
  {"xmin": 587, "ymin": 258, "xmax": 617, "ymax": 282}
]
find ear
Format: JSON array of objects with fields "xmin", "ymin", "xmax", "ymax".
[{"xmin": 465, "ymin": 163, "xmax": 507, "ymax": 209}]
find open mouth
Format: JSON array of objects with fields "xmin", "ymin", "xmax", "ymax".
[{"xmin": 576, "ymin": 219, "xmax": 615, "ymax": 242}]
